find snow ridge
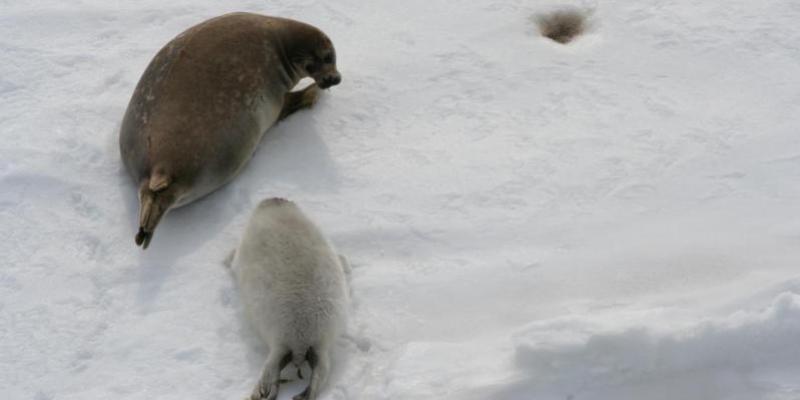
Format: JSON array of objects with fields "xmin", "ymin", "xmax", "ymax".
[{"xmin": 509, "ymin": 292, "xmax": 800, "ymax": 400}]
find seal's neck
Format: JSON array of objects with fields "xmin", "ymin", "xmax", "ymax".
[
  {"xmin": 276, "ymin": 43, "xmax": 303, "ymax": 89},
  {"xmin": 274, "ymin": 29, "xmax": 308, "ymax": 89}
]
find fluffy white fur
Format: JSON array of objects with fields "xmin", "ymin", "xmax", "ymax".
[{"xmin": 231, "ymin": 198, "xmax": 348, "ymax": 400}]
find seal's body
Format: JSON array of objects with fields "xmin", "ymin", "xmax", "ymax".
[
  {"xmin": 231, "ymin": 198, "xmax": 348, "ymax": 400},
  {"xmin": 120, "ymin": 12, "xmax": 341, "ymax": 248}
]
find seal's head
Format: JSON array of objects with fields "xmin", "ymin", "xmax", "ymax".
[
  {"xmin": 306, "ymin": 45, "xmax": 341, "ymax": 89},
  {"xmin": 289, "ymin": 25, "xmax": 341, "ymax": 89}
]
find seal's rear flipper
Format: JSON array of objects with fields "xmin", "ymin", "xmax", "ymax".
[
  {"xmin": 251, "ymin": 350, "xmax": 293, "ymax": 400},
  {"xmin": 148, "ymin": 171, "xmax": 171, "ymax": 192},
  {"xmin": 293, "ymin": 346, "xmax": 330, "ymax": 400},
  {"xmin": 135, "ymin": 173, "xmax": 177, "ymax": 250},
  {"xmin": 135, "ymin": 227, "xmax": 153, "ymax": 249},
  {"xmin": 279, "ymin": 84, "xmax": 320, "ymax": 121}
]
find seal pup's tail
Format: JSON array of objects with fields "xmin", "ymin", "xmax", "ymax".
[{"xmin": 135, "ymin": 170, "xmax": 177, "ymax": 249}]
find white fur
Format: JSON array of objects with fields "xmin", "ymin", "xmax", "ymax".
[{"xmin": 231, "ymin": 198, "xmax": 348, "ymax": 400}]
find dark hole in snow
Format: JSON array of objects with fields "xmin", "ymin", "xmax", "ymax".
[{"xmin": 535, "ymin": 8, "xmax": 589, "ymax": 44}]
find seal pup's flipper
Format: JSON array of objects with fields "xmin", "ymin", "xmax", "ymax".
[
  {"xmin": 278, "ymin": 84, "xmax": 320, "ymax": 121},
  {"xmin": 135, "ymin": 171, "xmax": 178, "ymax": 249},
  {"xmin": 292, "ymin": 347, "xmax": 331, "ymax": 400},
  {"xmin": 251, "ymin": 350, "xmax": 293, "ymax": 400}
]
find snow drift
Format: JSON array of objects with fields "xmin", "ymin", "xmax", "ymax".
[{"xmin": 507, "ymin": 292, "xmax": 800, "ymax": 400}]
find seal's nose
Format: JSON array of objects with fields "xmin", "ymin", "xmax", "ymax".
[{"xmin": 322, "ymin": 74, "xmax": 341, "ymax": 87}]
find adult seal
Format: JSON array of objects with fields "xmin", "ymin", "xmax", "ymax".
[{"xmin": 119, "ymin": 12, "xmax": 341, "ymax": 249}]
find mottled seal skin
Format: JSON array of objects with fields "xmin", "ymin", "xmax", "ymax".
[
  {"xmin": 231, "ymin": 198, "xmax": 348, "ymax": 400},
  {"xmin": 119, "ymin": 12, "xmax": 341, "ymax": 249}
]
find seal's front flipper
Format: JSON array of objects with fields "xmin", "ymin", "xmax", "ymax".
[{"xmin": 279, "ymin": 84, "xmax": 320, "ymax": 121}]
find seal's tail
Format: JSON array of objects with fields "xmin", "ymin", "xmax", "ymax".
[{"xmin": 135, "ymin": 171, "xmax": 175, "ymax": 249}]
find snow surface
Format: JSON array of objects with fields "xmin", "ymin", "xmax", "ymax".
[{"xmin": 2, "ymin": 0, "xmax": 800, "ymax": 399}]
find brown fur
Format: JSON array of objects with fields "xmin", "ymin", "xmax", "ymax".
[
  {"xmin": 120, "ymin": 12, "xmax": 340, "ymax": 248},
  {"xmin": 279, "ymin": 84, "xmax": 320, "ymax": 121}
]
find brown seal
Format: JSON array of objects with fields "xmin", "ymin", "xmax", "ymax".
[{"xmin": 119, "ymin": 12, "xmax": 341, "ymax": 249}]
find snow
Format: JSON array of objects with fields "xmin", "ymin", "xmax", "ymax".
[
  {"xmin": 509, "ymin": 291, "xmax": 800, "ymax": 400},
  {"xmin": 2, "ymin": 0, "xmax": 800, "ymax": 399}
]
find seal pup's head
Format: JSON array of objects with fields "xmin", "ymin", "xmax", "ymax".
[{"xmin": 286, "ymin": 23, "xmax": 341, "ymax": 89}]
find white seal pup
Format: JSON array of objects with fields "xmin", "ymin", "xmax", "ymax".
[
  {"xmin": 119, "ymin": 13, "xmax": 341, "ymax": 248},
  {"xmin": 230, "ymin": 198, "xmax": 348, "ymax": 400}
]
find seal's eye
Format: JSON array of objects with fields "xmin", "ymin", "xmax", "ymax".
[
  {"xmin": 306, "ymin": 63, "xmax": 318, "ymax": 73},
  {"xmin": 322, "ymin": 54, "xmax": 334, "ymax": 64}
]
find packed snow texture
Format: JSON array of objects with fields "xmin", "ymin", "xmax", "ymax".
[{"xmin": 2, "ymin": 0, "xmax": 800, "ymax": 399}]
